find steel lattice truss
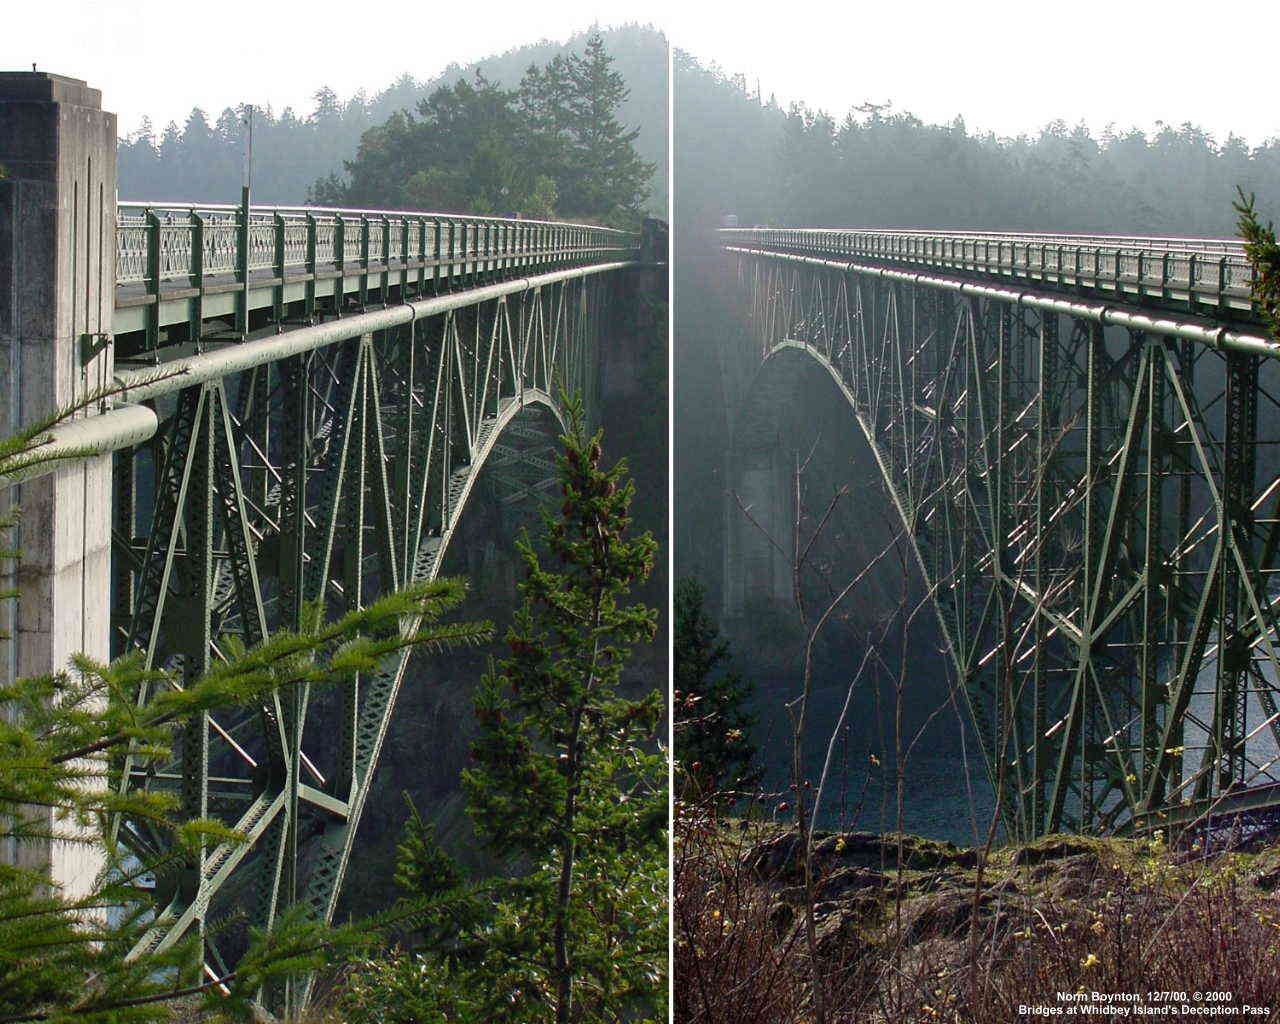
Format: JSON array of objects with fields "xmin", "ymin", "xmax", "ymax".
[
  {"xmin": 725, "ymin": 238, "xmax": 1280, "ymax": 842},
  {"xmin": 106, "ymin": 206, "xmax": 640, "ymax": 1010}
]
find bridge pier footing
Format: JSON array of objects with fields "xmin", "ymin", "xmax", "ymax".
[{"xmin": 0, "ymin": 72, "xmax": 116, "ymax": 898}]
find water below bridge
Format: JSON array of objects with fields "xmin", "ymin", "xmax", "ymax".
[{"xmin": 749, "ymin": 655, "xmax": 1280, "ymax": 846}]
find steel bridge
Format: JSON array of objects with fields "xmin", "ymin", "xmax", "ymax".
[
  {"xmin": 720, "ymin": 225, "xmax": 1280, "ymax": 842},
  {"xmin": 0, "ymin": 72, "xmax": 659, "ymax": 1014}
]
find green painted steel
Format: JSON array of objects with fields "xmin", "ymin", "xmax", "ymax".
[
  {"xmin": 101, "ymin": 204, "xmax": 642, "ymax": 1015},
  {"xmin": 724, "ymin": 230, "xmax": 1280, "ymax": 843}
]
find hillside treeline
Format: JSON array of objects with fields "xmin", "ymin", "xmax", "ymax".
[
  {"xmin": 677, "ymin": 50, "xmax": 1280, "ymax": 237},
  {"xmin": 117, "ymin": 24, "xmax": 668, "ymax": 220}
]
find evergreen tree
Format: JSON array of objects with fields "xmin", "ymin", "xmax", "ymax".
[
  {"xmin": 311, "ymin": 86, "xmax": 342, "ymax": 124},
  {"xmin": 556, "ymin": 32, "xmax": 655, "ymax": 226},
  {"xmin": 326, "ymin": 72, "xmax": 548, "ymax": 216},
  {"xmin": 465, "ymin": 401, "xmax": 663, "ymax": 1022},
  {"xmin": 1236, "ymin": 188, "xmax": 1280, "ymax": 339},
  {"xmin": 517, "ymin": 56, "xmax": 571, "ymax": 164},
  {"xmin": 339, "ymin": 402, "xmax": 666, "ymax": 1023},
  {"xmin": 673, "ymin": 577, "xmax": 761, "ymax": 802}
]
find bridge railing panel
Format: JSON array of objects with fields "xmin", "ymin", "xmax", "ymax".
[
  {"xmin": 117, "ymin": 202, "xmax": 640, "ymax": 296},
  {"xmin": 280, "ymin": 215, "xmax": 309, "ymax": 268},
  {"xmin": 723, "ymin": 226, "xmax": 1258, "ymax": 319},
  {"xmin": 247, "ymin": 218, "xmax": 275, "ymax": 272}
]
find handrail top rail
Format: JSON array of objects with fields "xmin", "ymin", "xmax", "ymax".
[{"xmin": 118, "ymin": 200, "xmax": 637, "ymax": 235}]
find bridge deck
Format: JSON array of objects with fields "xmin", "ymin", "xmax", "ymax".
[
  {"xmin": 721, "ymin": 227, "xmax": 1259, "ymax": 323},
  {"xmin": 114, "ymin": 203, "xmax": 640, "ymax": 343}
]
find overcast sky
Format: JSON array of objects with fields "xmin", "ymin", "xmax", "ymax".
[
  {"xmin": 6, "ymin": 0, "xmax": 1276, "ymax": 145},
  {"xmin": 679, "ymin": 1, "xmax": 1279, "ymax": 146}
]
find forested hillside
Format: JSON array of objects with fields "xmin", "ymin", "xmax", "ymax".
[
  {"xmin": 117, "ymin": 23, "xmax": 667, "ymax": 218},
  {"xmin": 675, "ymin": 49, "xmax": 1280, "ymax": 238}
]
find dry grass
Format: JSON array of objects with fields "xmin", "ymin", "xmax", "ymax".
[{"xmin": 675, "ymin": 804, "xmax": 1280, "ymax": 1022}]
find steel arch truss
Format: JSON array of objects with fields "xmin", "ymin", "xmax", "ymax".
[
  {"xmin": 109, "ymin": 271, "xmax": 610, "ymax": 1003},
  {"xmin": 731, "ymin": 251, "xmax": 1280, "ymax": 840}
]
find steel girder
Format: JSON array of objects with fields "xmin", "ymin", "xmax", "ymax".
[
  {"xmin": 728, "ymin": 248, "xmax": 1280, "ymax": 842},
  {"xmin": 109, "ymin": 265, "xmax": 614, "ymax": 1012}
]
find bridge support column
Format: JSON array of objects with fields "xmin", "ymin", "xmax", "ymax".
[
  {"xmin": 0, "ymin": 73, "xmax": 116, "ymax": 897},
  {"xmin": 724, "ymin": 443, "xmax": 793, "ymax": 620}
]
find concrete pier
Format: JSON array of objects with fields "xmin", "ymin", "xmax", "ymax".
[
  {"xmin": 724, "ymin": 442, "xmax": 794, "ymax": 619},
  {"xmin": 0, "ymin": 72, "xmax": 116, "ymax": 898}
]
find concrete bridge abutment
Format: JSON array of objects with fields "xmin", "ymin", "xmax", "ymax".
[{"xmin": 0, "ymin": 72, "xmax": 116, "ymax": 898}]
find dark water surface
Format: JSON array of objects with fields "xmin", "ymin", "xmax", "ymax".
[{"xmin": 750, "ymin": 670, "xmax": 998, "ymax": 847}]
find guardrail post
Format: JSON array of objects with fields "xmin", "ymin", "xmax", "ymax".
[
  {"xmin": 333, "ymin": 213, "xmax": 345, "ymax": 316},
  {"xmin": 304, "ymin": 212, "xmax": 317, "ymax": 321},
  {"xmin": 190, "ymin": 210, "xmax": 205, "ymax": 348},
  {"xmin": 378, "ymin": 214, "xmax": 389, "ymax": 304},
  {"xmin": 430, "ymin": 217, "xmax": 441, "ymax": 293},
  {"xmin": 402, "ymin": 216, "xmax": 413, "ymax": 297},
  {"xmin": 236, "ymin": 185, "xmax": 250, "ymax": 337},
  {"xmin": 0, "ymin": 71, "xmax": 116, "ymax": 899},
  {"xmin": 146, "ymin": 208, "xmax": 161, "ymax": 351},
  {"xmin": 273, "ymin": 211, "xmax": 285, "ymax": 327},
  {"xmin": 448, "ymin": 218, "xmax": 457, "ymax": 286},
  {"xmin": 464, "ymin": 220, "xmax": 474, "ymax": 286},
  {"xmin": 358, "ymin": 214, "xmax": 370, "ymax": 308}
]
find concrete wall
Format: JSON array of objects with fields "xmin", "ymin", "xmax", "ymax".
[{"xmin": 0, "ymin": 72, "xmax": 116, "ymax": 898}]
